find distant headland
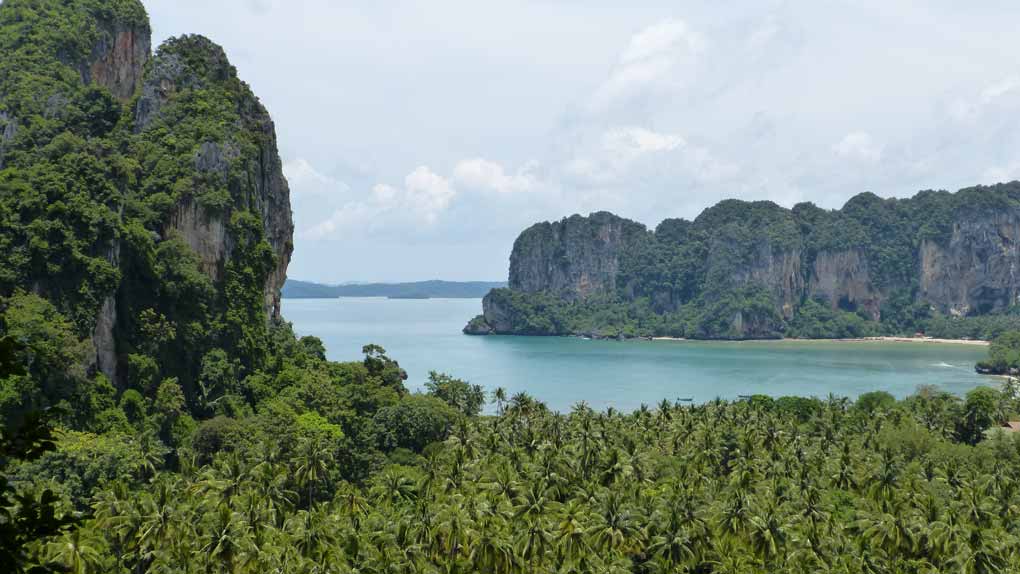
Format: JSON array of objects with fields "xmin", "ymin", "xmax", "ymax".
[{"xmin": 283, "ymin": 279, "xmax": 506, "ymax": 299}]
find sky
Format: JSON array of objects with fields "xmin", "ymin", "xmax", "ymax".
[{"xmin": 142, "ymin": 0, "xmax": 1020, "ymax": 283}]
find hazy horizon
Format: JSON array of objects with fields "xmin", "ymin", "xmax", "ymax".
[
  {"xmin": 287, "ymin": 278, "xmax": 505, "ymax": 285},
  {"xmin": 144, "ymin": 0, "xmax": 1020, "ymax": 283}
]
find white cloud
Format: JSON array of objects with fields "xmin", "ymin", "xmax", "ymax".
[
  {"xmin": 603, "ymin": 126, "xmax": 685, "ymax": 157},
  {"xmin": 949, "ymin": 76, "xmax": 1020, "ymax": 123},
  {"xmin": 564, "ymin": 126, "xmax": 736, "ymax": 189},
  {"xmin": 981, "ymin": 77, "xmax": 1020, "ymax": 102},
  {"xmin": 283, "ymin": 158, "xmax": 347, "ymax": 195},
  {"xmin": 404, "ymin": 166, "xmax": 456, "ymax": 223},
  {"xmin": 832, "ymin": 132, "xmax": 883, "ymax": 163},
  {"xmin": 245, "ymin": 0, "xmax": 272, "ymax": 13},
  {"xmin": 302, "ymin": 166, "xmax": 455, "ymax": 239},
  {"xmin": 746, "ymin": 19, "xmax": 780, "ymax": 51},
  {"xmin": 588, "ymin": 18, "xmax": 704, "ymax": 112},
  {"xmin": 453, "ymin": 158, "xmax": 538, "ymax": 194},
  {"xmin": 621, "ymin": 19, "xmax": 703, "ymax": 64}
]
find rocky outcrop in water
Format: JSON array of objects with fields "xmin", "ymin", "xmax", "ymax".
[{"xmin": 468, "ymin": 185, "xmax": 1020, "ymax": 338}]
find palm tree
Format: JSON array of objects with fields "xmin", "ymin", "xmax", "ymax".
[
  {"xmin": 492, "ymin": 387, "xmax": 507, "ymax": 416},
  {"xmin": 44, "ymin": 530, "xmax": 104, "ymax": 574},
  {"xmin": 201, "ymin": 505, "xmax": 246, "ymax": 574},
  {"xmin": 747, "ymin": 502, "xmax": 792, "ymax": 569},
  {"xmin": 591, "ymin": 492, "xmax": 643, "ymax": 554},
  {"xmin": 293, "ymin": 436, "xmax": 333, "ymax": 505},
  {"xmin": 647, "ymin": 508, "xmax": 696, "ymax": 570},
  {"xmin": 370, "ymin": 469, "xmax": 418, "ymax": 507}
]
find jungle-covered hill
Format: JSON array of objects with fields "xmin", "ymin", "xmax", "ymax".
[{"xmin": 467, "ymin": 187, "xmax": 1020, "ymax": 340}]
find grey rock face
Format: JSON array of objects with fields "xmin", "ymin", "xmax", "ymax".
[
  {"xmin": 706, "ymin": 238, "xmax": 804, "ymax": 320},
  {"xmin": 43, "ymin": 93, "xmax": 70, "ymax": 118},
  {"xmin": 919, "ymin": 211, "xmax": 1020, "ymax": 316},
  {"xmin": 808, "ymin": 249, "xmax": 881, "ymax": 320},
  {"xmin": 509, "ymin": 212, "xmax": 647, "ymax": 299},
  {"xmin": 0, "ymin": 111, "xmax": 15, "ymax": 170},
  {"xmin": 164, "ymin": 198, "xmax": 231, "ymax": 281},
  {"xmin": 750, "ymin": 246, "xmax": 803, "ymax": 320},
  {"xmin": 481, "ymin": 293, "xmax": 513, "ymax": 333},
  {"xmin": 91, "ymin": 242, "xmax": 120, "ymax": 381},
  {"xmin": 251, "ymin": 114, "xmax": 294, "ymax": 320},
  {"xmin": 133, "ymin": 53, "xmax": 187, "ymax": 132},
  {"xmin": 194, "ymin": 141, "xmax": 239, "ymax": 177}
]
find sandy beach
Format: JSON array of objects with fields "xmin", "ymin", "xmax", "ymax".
[{"xmin": 651, "ymin": 336, "xmax": 990, "ymax": 346}]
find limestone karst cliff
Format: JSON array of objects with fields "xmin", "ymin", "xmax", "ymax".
[
  {"xmin": 467, "ymin": 185, "xmax": 1020, "ymax": 338},
  {"xmin": 508, "ymin": 212, "xmax": 647, "ymax": 299},
  {"xmin": 0, "ymin": 0, "xmax": 293, "ymax": 388},
  {"xmin": 134, "ymin": 34, "xmax": 293, "ymax": 322}
]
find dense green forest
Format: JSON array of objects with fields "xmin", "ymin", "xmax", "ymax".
[
  {"xmin": 471, "ymin": 287, "xmax": 1020, "ymax": 342},
  {"xmin": 5, "ymin": 312, "xmax": 1020, "ymax": 572},
  {"xmin": 469, "ymin": 188, "xmax": 1020, "ymax": 340}
]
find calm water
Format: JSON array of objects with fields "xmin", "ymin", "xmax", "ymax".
[{"xmin": 282, "ymin": 298, "xmax": 994, "ymax": 412}]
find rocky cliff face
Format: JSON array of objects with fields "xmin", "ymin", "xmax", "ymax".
[
  {"xmin": 919, "ymin": 210, "xmax": 1020, "ymax": 316},
  {"xmin": 133, "ymin": 35, "xmax": 293, "ymax": 322},
  {"xmin": 808, "ymin": 249, "xmax": 881, "ymax": 320},
  {"xmin": 471, "ymin": 187, "xmax": 1020, "ymax": 338},
  {"xmin": 79, "ymin": 17, "xmax": 151, "ymax": 101},
  {"xmin": 509, "ymin": 212, "xmax": 647, "ymax": 298},
  {"xmin": 716, "ymin": 240, "xmax": 804, "ymax": 320},
  {"xmin": 0, "ymin": 111, "xmax": 14, "ymax": 170},
  {"xmin": 246, "ymin": 103, "xmax": 294, "ymax": 320},
  {"xmin": 478, "ymin": 293, "xmax": 513, "ymax": 333}
]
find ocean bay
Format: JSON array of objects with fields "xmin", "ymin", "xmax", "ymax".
[{"xmin": 283, "ymin": 297, "xmax": 992, "ymax": 412}]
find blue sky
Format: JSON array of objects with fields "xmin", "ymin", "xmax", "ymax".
[{"xmin": 144, "ymin": 0, "xmax": 1020, "ymax": 283}]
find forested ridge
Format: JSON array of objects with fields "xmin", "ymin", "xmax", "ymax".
[{"xmin": 467, "ymin": 186, "xmax": 1020, "ymax": 340}]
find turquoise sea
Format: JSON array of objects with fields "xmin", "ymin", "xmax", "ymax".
[{"xmin": 282, "ymin": 297, "xmax": 994, "ymax": 412}]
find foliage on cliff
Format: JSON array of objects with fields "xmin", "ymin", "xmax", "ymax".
[
  {"xmin": 473, "ymin": 183, "xmax": 1020, "ymax": 339},
  {"xmin": 976, "ymin": 331, "xmax": 1020, "ymax": 375},
  {"xmin": 0, "ymin": 0, "xmax": 292, "ymax": 417}
]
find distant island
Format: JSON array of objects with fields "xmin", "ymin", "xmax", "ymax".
[
  {"xmin": 283, "ymin": 279, "xmax": 506, "ymax": 299},
  {"xmin": 466, "ymin": 184, "xmax": 1020, "ymax": 341}
]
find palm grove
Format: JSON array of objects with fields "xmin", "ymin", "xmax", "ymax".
[{"xmin": 3, "ymin": 0, "xmax": 1020, "ymax": 573}]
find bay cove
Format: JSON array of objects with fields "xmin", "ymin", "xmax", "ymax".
[{"xmin": 283, "ymin": 297, "xmax": 993, "ymax": 412}]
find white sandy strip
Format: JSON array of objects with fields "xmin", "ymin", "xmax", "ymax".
[{"xmin": 650, "ymin": 336, "xmax": 989, "ymax": 346}]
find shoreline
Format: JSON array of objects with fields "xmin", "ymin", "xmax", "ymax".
[{"xmin": 649, "ymin": 336, "xmax": 990, "ymax": 346}]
